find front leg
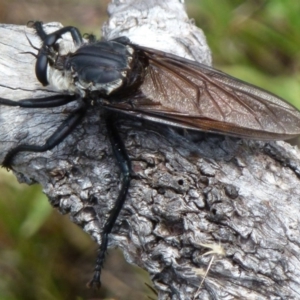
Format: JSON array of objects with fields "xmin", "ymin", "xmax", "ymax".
[
  {"xmin": 30, "ymin": 21, "xmax": 83, "ymax": 47},
  {"xmin": 28, "ymin": 21, "xmax": 83, "ymax": 86}
]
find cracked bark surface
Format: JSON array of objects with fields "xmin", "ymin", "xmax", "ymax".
[{"xmin": 1, "ymin": 1, "xmax": 300, "ymax": 299}]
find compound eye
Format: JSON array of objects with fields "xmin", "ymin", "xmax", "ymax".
[{"xmin": 36, "ymin": 54, "xmax": 49, "ymax": 86}]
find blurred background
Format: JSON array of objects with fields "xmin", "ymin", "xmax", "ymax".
[{"xmin": 0, "ymin": 0, "xmax": 299, "ymax": 299}]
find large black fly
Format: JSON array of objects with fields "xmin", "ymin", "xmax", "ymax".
[{"xmin": 1, "ymin": 21, "xmax": 300, "ymax": 288}]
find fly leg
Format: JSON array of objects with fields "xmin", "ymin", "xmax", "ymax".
[
  {"xmin": 0, "ymin": 94, "xmax": 78, "ymax": 108},
  {"xmin": 29, "ymin": 21, "xmax": 83, "ymax": 46},
  {"xmin": 1, "ymin": 95, "xmax": 86, "ymax": 168},
  {"xmin": 28, "ymin": 21, "xmax": 83, "ymax": 86},
  {"xmin": 88, "ymin": 115, "xmax": 132, "ymax": 288}
]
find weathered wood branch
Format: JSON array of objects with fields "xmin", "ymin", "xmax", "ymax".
[{"xmin": 1, "ymin": 1, "xmax": 300, "ymax": 299}]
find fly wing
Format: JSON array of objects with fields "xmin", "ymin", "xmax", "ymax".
[{"xmin": 106, "ymin": 46, "xmax": 300, "ymax": 140}]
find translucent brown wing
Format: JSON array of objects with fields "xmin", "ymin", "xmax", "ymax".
[{"xmin": 106, "ymin": 45, "xmax": 300, "ymax": 140}]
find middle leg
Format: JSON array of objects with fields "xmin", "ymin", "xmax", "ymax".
[{"xmin": 2, "ymin": 104, "xmax": 86, "ymax": 168}]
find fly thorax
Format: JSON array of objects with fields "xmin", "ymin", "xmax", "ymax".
[{"xmin": 60, "ymin": 41, "xmax": 135, "ymax": 97}]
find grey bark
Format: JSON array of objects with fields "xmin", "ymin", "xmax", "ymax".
[{"xmin": 1, "ymin": 1, "xmax": 300, "ymax": 299}]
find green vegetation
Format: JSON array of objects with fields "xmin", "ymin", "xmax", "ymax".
[{"xmin": 188, "ymin": 0, "xmax": 300, "ymax": 108}]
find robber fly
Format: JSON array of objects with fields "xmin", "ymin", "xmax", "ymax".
[{"xmin": 1, "ymin": 21, "xmax": 300, "ymax": 287}]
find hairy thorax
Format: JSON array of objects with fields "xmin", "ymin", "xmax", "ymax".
[{"xmin": 47, "ymin": 38, "xmax": 138, "ymax": 98}]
